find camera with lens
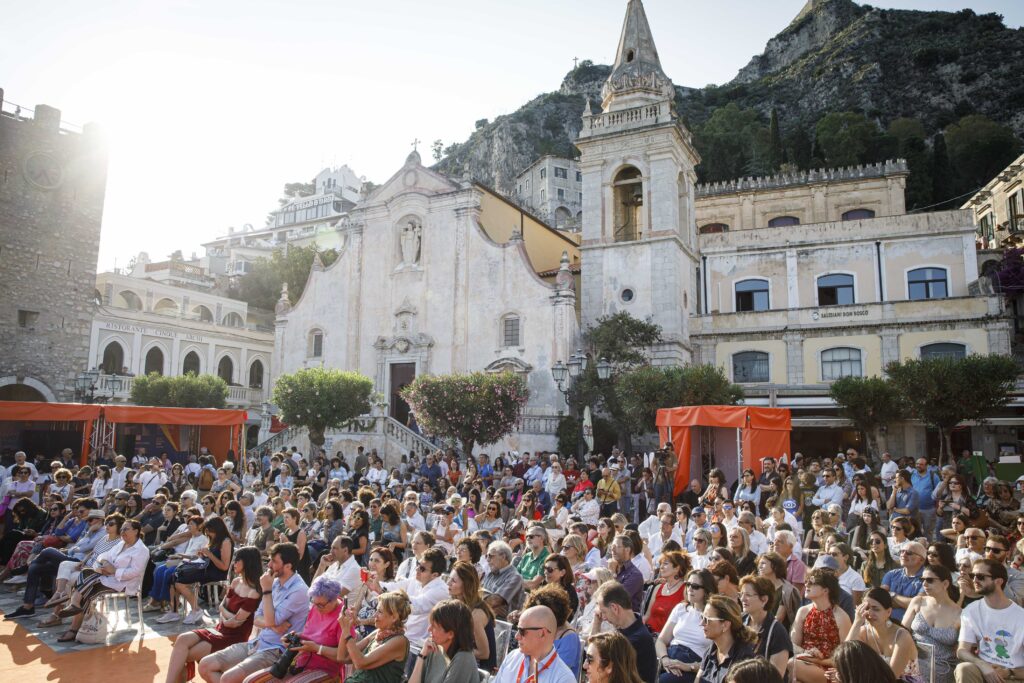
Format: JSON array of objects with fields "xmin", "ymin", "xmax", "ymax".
[{"xmin": 269, "ymin": 631, "xmax": 304, "ymax": 678}]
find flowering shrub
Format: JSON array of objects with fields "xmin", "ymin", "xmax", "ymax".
[
  {"xmin": 401, "ymin": 371, "xmax": 529, "ymax": 454},
  {"xmin": 273, "ymin": 368, "xmax": 373, "ymax": 447}
]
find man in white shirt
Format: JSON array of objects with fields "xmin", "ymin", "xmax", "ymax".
[
  {"xmin": 879, "ymin": 451, "xmax": 899, "ymax": 497},
  {"xmin": 109, "ymin": 455, "xmax": 131, "ymax": 490},
  {"xmin": 524, "ymin": 456, "xmax": 543, "ymax": 487},
  {"xmin": 403, "ymin": 500, "xmax": 426, "ymax": 532},
  {"xmin": 955, "ymin": 558, "xmax": 1024, "ymax": 682},
  {"xmin": 811, "ymin": 469, "xmax": 844, "ymax": 509},
  {"xmin": 319, "ymin": 536, "xmax": 361, "ymax": 599},
  {"xmin": 738, "ymin": 511, "xmax": 770, "ymax": 556},
  {"xmin": 379, "ymin": 546, "xmax": 450, "ymax": 670},
  {"xmin": 183, "ymin": 454, "xmax": 202, "ymax": 480},
  {"xmin": 131, "ymin": 448, "xmax": 148, "ymax": 469},
  {"xmin": 137, "ymin": 458, "xmax": 168, "ymax": 501},
  {"xmin": 6, "ymin": 451, "xmax": 38, "ymax": 482},
  {"xmin": 646, "ymin": 513, "xmax": 683, "ymax": 563},
  {"xmin": 640, "ymin": 503, "xmax": 672, "ymax": 539},
  {"xmin": 366, "ymin": 460, "xmax": 389, "ymax": 488}
]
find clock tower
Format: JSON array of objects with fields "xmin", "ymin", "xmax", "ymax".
[{"xmin": 576, "ymin": 0, "xmax": 700, "ymax": 365}]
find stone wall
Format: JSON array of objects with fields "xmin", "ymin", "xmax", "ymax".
[{"xmin": 0, "ymin": 91, "xmax": 108, "ymax": 401}]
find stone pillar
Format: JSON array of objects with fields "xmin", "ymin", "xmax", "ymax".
[
  {"xmin": 784, "ymin": 332, "xmax": 804, "ymax": 384},
  {"xmin": 130, "ymin": 333, "xmax": 143, "ymax": 375},
  {"xmin": 170, "ymin": 336, "xmax": 181, "ymax": 376},
  {"xmin": 786, "ymin": 249, "xmax": 800, "ymax": 309},
  {"xmin": 880, "ymin": 330, "xmax": 900, "ymax": 372}
]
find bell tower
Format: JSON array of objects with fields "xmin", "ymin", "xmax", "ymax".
[{"xmin": 576, "ymin": 0, "xmax": 700, "ymax": 365}]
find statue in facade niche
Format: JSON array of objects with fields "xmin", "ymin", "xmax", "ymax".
[{"xmin": 400, "ymin": 220, "xmax": 422, "ymax": 266}]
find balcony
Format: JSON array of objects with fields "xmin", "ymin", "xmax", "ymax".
[{"xmin": 94, "ymin": 374, "xmax": 267, "ymax": 407}]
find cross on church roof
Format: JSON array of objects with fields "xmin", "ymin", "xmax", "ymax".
[
  {"xmin": 411, "ymin": 138, "xmax": 421, "ymax": 152},
  {"xmin": 573, "ymin": 56, "xmax": 579, "ymax": 68}
]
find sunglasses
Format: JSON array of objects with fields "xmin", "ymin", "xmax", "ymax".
[
  {"xmin": 970, "ymin": 573, "xmax": 993, "ymax": 581},
  {"xmin": 686, "ymin": 583, "xmax": 704, "ymax": 590},
  {"xmin": 516, "ymin": 626, "xmax": 547, "ymax": 636},
  {"xmin": 700, "ymin": 616, "xmax": 727, "ymax": 626},
  {"xmin": 986, "ymin": 546, "xmax": 1008, "ymax": 554},
  {"xmin": 922, "ymin": 576, "xmax": 942, "ymax": 584}
]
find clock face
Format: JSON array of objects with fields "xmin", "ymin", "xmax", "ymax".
[{"xmin": 23, "ymin": 152, "xmax": 64, "ymax": 190}]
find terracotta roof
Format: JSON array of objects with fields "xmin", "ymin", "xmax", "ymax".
[{"xmin": 537, "ymin": 262, "xmax": 582, "ymax": 277}]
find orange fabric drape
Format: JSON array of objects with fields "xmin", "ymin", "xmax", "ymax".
[
  {"xmin": 656, "ymin": 406, "xmax": 791, "ymax": 495},
  {"xmin": 0, "ymin": 402, "xmax": 102, "ymax": 466},
  {"xmin": 103, "ymin": 405, "xmax": 248, "ymax": 426}
]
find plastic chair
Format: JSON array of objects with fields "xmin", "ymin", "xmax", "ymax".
[
  {"xmin": 478, "ymin": 668, "xmax": 492, "ymax": 683},
  {"xmin": 100, "ymin": 588, "xmax": 145, "ymax": 634},
  {"xmin": 916, "ymin": 641, "xmax": 935, "ymax": 683},
  {"xmin": 494, "ymin": 620, "xmax": 513, "ymax": 662}
]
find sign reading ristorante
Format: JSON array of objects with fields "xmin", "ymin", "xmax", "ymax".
[{"xmin": 101, "ymin": 322, "xmax": 204, "ymax": 342}]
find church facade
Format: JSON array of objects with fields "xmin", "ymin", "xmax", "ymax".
[{"xmin": 273, "ymin": 0, "xmax": 1015, "ymax": 464}]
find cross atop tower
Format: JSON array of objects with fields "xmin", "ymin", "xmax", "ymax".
[
  {"xmin": 411, "ymin": 138, "xmax": 421, "ymax": 152},
  {"xmin": 573, "ymin": 56, "xmax": 579, "ymax": 69}
]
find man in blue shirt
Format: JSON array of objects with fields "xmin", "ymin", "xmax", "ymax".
[
  {"xmin": 888, "ymin": 470, "xmax": 920, "ymax": 524},
  {"xmin": 881, "ymin": 540, "xmax": 926, "ymax": 621},
  {"xmin": 910, "ymin": 457, "xmax": 940, "ymax": 540},
  {"xmin": 198, "ymin": 543, "xmax": 309, "ymax": 683},
  {"xmin": 609, "ymin": 534, "xmax": 644, "ymax": 613},
  {"xmin": 418, "ymin": 454, "xmax": 442, "ymax": 489}
]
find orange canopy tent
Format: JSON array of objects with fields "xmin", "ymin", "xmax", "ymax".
[
  {"xmin": 0, "ymin": 401, "xmax": 102, "ymax": 464},
  {"xmin": 103, "ymin": 405, "xmax": 248, "ymax": 466},
  {"xmin": 656, "ymin": 406, "xmax": 791, "ymax": 496}
]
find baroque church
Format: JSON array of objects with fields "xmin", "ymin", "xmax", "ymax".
[{"xmin": 272, "ymin": 0, "xmax": 1011, "ymax": 474}]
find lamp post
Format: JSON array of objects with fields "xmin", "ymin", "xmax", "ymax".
[
  {"xmin": 74, "ymin": 368, "xmax": 120, "ymax": 404},
  {"xmin": 552, "ymin": 349, "xmax": 592, "ymax": 456}
]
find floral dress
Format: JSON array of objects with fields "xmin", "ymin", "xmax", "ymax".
[{"xmin": 802, "ymin": 605, "xmax": 841, "ymax": 661}]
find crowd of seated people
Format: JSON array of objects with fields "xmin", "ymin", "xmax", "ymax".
[{"xmin": 2, "ymin": 443, "xmax": 1024, "ymax": 683}]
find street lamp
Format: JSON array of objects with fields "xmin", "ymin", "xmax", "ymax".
[
  {"xmin": 596, "ymin": 357, "xmax": 612, "ymax": 381},
  {"xmin": 74, "ymin": 367, "xmax": 118, "ymax": 403},
  {"xmin": 551, "ymin": 360, "xmax": 568, "ymax": 387}
]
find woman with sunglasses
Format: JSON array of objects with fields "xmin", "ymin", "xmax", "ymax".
[
  {"xmin": 862, "ymin": 530, "xmax": 897, "ymax": 590},
  {"xmin": 586, "ymin": 632, "xmax": 645, "ymax": 683},
  {"xmin": 164, "ymin": 546, "xmax": 262, "ymax": 683},
  {"xmin": 656, "ymin": 569, "xmax": 716, "ymax": 683},
  {"xmin": 887, "ymin": 518, "xmax": 913, "ymax": 559},
  {"xmin": 902, "ymin": 564, "xmax": 960, "ymax": 683},
  {"xmin": 690, "ymin": 529, "xmax": 714, "ymax": 571},
  {"xmin": 790, "ymin": 568, "xmax": 852, "ymax": 683},
  {"xmin": 543, "ymin": 555, "xmax": 579, "ymax": 620},
  {"xmin": 849, "ymin": 507, "xmax": 882, "ymax": 562},
  {"xmin": 694, "ymin": 594, "xmax": 757, "ymax": 683},
  {"xmin": 734, "ymin": 469, "xmax": 761, "ymax": 509},
  {"xmin": 934, "ymin": 474, "xmax": 976, "ymax": 533},
  {"xmin": 0, "ymin": 498, "xmax": 48, "ymax": 568},
  {"xmin": 55, "ymin": 518, "xmax": 148, "ymax": 642},
  {"xmin": 845, "ymin": 587, "xmax": 921, "ymax": 682}
]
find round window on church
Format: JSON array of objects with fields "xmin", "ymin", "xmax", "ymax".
[{"xmin": 620, "ymin": 288, "xmax": 635, "ymax": 303}]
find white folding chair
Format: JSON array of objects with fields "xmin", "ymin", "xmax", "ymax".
[
  {"xmin": 101, "ymin": 589, "xmax": 145, "ymax": 634},
  {"xmin": 494, "ymin": 619, "xmax": 513, "ymax": 662},
  {"xmin": 916, "ymin": 641, "xmax": 935, "ymax": 683}
]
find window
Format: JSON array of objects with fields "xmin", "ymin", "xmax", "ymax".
[
  {"xmin": 502, "ymin": 316, "xmax": 521, "ymax": 347},
  {"xmin": 576, "ymin": 171, "xmax": 582, "ymax": 182},
  {"xmin": 17, "ymin": 309, "xmax": 39, "ymax": 328},
  {"xmin": 540, "ymin": 189, "xmax": 546, "ymax": 202},
  {"xmin": 735, "ymin": 279, "xmax": 770, "ymax": 312},
  {"xmin": 733, "ymin": 352, "xmax": 769, "ymax": 383},
  {"xmin": 557, "ymin": 188, "xmax": 565, "ymax": 200},
  {"xmin": 101, "ymin": 342, "xmax": 124, "ymax": 374},
  {"xmin": 144, "ymin": 347, "xmax": 164, "ymax": 375},
  {"xmin": 699, "ymin": 223, "xmax": 729, "ymax": 234},
  {"xmin": 921, "ymin": 342, "xmax": 966, "ymax": 360},
  {"xmin": 613, "ymin": 166, "xmax": 643, "ymax": 242},
  {"xmin": 249, "ymin": 360, "xmax": 264, "ymax": 388},
  {"xmin": 842, "ymin": 208, "xmax": 876, "ymax": 221},
  {"xmin": 182, "ymin": 351, "xmax": 201, "ymax": 375},
  {"xmin": 217, "ymin": 356, "xmax": 234, "ymax": 385},
  {"xmin": 1009, "ymin": 191, "xmax": 1022, "ymax": 233},
  {"xmin": 620, "ymin": 288, "xmax": 635, "ymax": 303},
  {"xmin": 908, "ymin": 267, "xmax": 948, "ymax": 300},
  {"xmin": 821, "ymin": 347, "xmax": 863, "ymax": 380},
  {"xmin": 554, "ymin": 167, "xmax": 567, "ymax": 179},
  {"xmin": 979, "ymin": 213, "xmax": 995, "ymax": 242},
  {"xmin": 310, "ymin": 331, "xmax": 324, "ymax": 358},
  {"xmin": 540, "ymin": 168, "xmax": 547, "ymax": 179},
  {"xmin": 768, "ymin": 216, "xmax": 800, "ymax": 227},
  {"xmin": 817, "ymin": 273, "xmax": 855, "ymax": 306}
]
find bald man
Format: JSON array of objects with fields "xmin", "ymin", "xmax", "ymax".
[
  {"xmin": 493, "ymin": 606, "xmax": 576, "ymax": 683},
  {"xmin": 882, "ymin": 540, "xmax": 926, "ymax": 620}
]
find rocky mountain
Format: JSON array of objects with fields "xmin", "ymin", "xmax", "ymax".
[{"xmin": 435, "ymin": 0, "xmax": 1024, "ymax": 194}]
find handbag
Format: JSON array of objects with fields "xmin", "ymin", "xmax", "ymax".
[
  {"xmin": 41, "ymin": 535, "xmax": 66, "ymax": 549},
  {"xmin": 173, "ymin": 558, "xmax": 210, "ymax": 584},
  {"xmin": 76, "ymin": 602, "xmax": 109, "ymax": 644},
  {"xmin": 0, "ymin": 494, "xmax": 11, "ymax": 517}
]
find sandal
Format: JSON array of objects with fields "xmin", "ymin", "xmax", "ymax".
[
  {"xmin": 56, "ymin": 604, "xmax": 84, "ymax": 619},
  {"xmin": 57, "ymin": 630, "xmax": 78, "ymax": 642},
  {"xmin": 44, "ymin": 593, "xmax": 68, "ymax": 609},
  {"xmin": 38, "ymin": 615, "xmax": 63, "ymax": 627}
]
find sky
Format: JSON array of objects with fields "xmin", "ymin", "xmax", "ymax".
[{"xmin": 2, "ymin": 0, "xmax": 1021, "ymax": 270}]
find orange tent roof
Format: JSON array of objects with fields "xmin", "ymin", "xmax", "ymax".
[
  {"xmin": 103, "ymin": 405, "xmax": 248, "ymax": 426},
  {"xmin": 0, "ymin": 401, "xmax": 102, "ymax": 422},
  {"xmin": 656, "ymin": 405, "xmax": 791, "ymax": 431}
]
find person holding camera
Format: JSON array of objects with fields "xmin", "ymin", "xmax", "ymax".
[{"xmin": 241, "ymin": 575, "xmax": 344, "ymax": 683}]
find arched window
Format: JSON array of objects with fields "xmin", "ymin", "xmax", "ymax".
[
  {"xmin": 768, "ymin": 215, "xmax": 800, "ymax": 228},
  {"xmin": 192, "ymin": 305, "xmax": 214, "ymax": 322},
  {"xmin": 733, "ymin": 351, "xmax": 769, "ymax": 383},
  {"xmin": 249, "ymin": 360, "xmax": 265, "ymax": 388},
  {"xmin": 554, "ymin": 207, "xmax": 572, "ymax": 228},
  {"xmin": 502, "ymin": 316, "xmax": 521, "ymax": 347},
  {"xmin": 217, "ymin": 356, "xmax": 234, "ymax": 385},
  {"xmin": 921, "ymin": 342, "xmax": 967, "ymax": 360},
  {"xmin": 101, "ymin": 342, "xmax": 125, "ymax": 374},
  {"xmin": 735, "ymin": 279, "xmax": 770, "ymax": 312},
  {"xmin": 182, "ymin": 351, "xmax": 201, "ymax": 375},
  {"xmin": 817, "ymin": 273, "xmax": 855, "ymax": 306},
  {"xmin": 153, "ymin": 298, "xmax": 178, "ymax": 316},
  {"xmin": 114, "ymin": 290, "xmax": 143, "ymax": 310},
  {"xmin": 309, "ymin": 330, "xmax": 324, "ymax": 358},
  {"xmin": 144, "ymin": 347, "xmax": 164, "ymax": 375},
  {"xmin": 908, "ymin": 267, "xmax": 948, "ymax": 300},
  {"xmin": 613, "ymin": 166, "xmax": 643, "ymax": 242},
  {"xmin": 821, "ymin": 347, "xmax": 863, "ymax": 380},
  {"xmin": 842, "ymin": 208, "xmax": 875, "ymax": 221},
  {"xmin": 699, "ymin": 223, "xmax": 729, "ymax": 234},
  {"xmin": 222, "ymin": 312, "xmax": 244, "ymax": 328}
]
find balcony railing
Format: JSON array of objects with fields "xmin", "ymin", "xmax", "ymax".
[{"xmin": 94, "ymin": 374, "xmax": 266, "ymax": 407}]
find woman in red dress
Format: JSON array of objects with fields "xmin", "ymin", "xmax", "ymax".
[
  {"xmin": 790, "ymin": 568, "xmax": 852, "ymax": 683},
  {"xmin": 644, "ymin": 550, "xmax": 689, "ymax": 634},
  {"xmin": 164, "ymin": 547, "xmax": 262, "ymax": 683}
]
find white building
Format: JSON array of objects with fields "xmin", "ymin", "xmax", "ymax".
[{"xmin": 515, "ymin": 156, "xmax": 583, "ymax": 231}]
